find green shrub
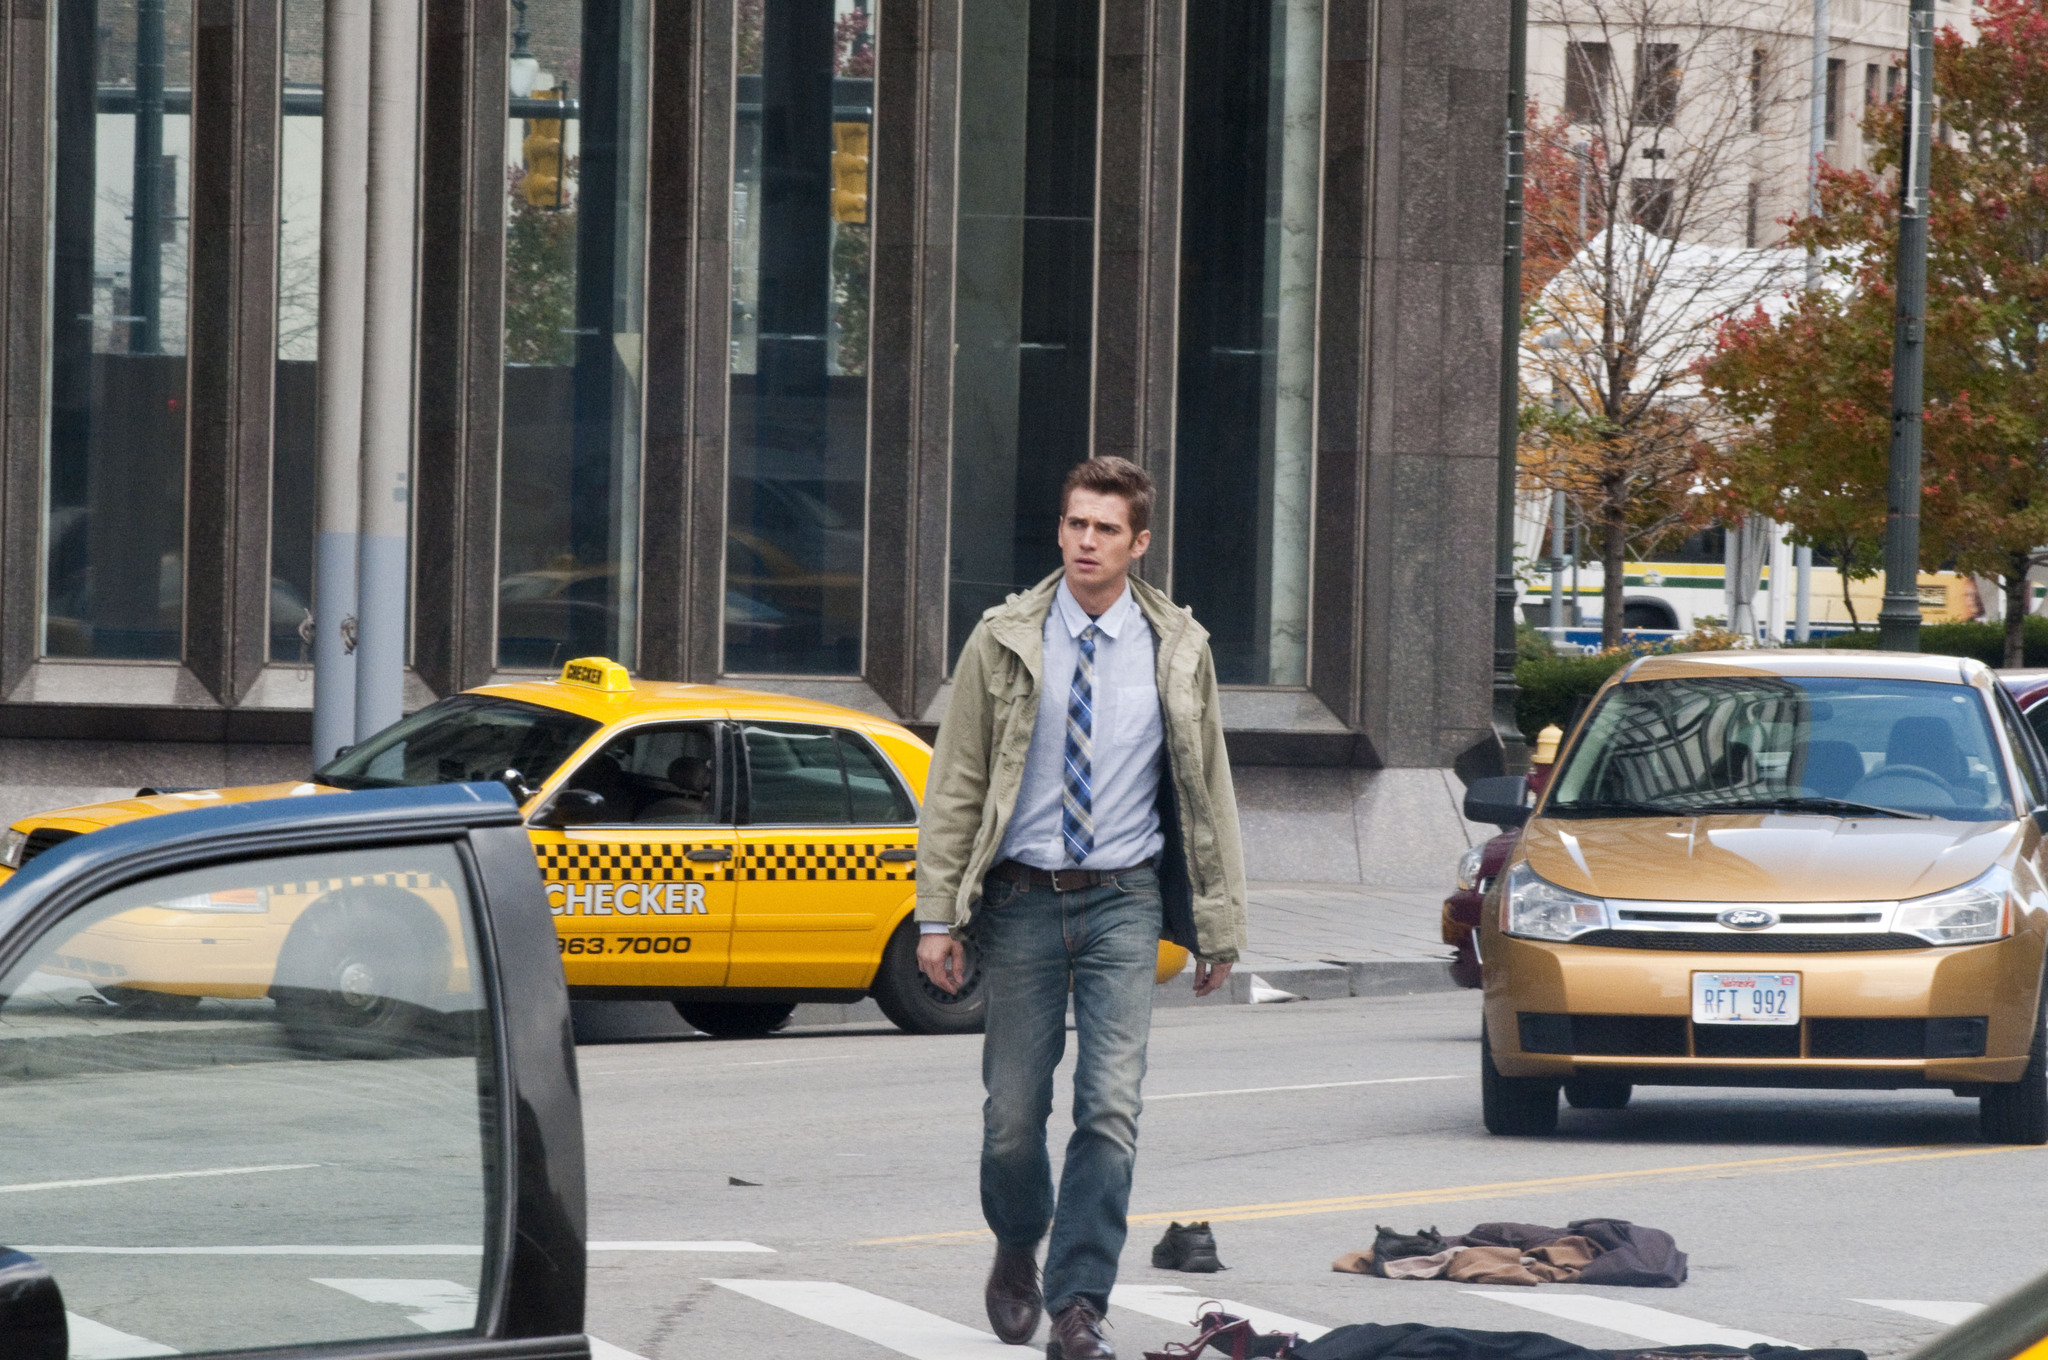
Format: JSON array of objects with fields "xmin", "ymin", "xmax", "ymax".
[
  {"xmin": 1788, "ymin": 617, "xmax": 2048, "ymax": 667},
  {"xmin": 1514, "ymin": 650, "xmax": 1634, "ymax": 743}
]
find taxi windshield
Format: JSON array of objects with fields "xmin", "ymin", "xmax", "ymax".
[
  {"xmin": 1546, "ymin": 675, "xmax": 2015, "ymax": 822},
  {"xmin": 317, "ymin": 694, "xmax": 601, "ymax": 790}
]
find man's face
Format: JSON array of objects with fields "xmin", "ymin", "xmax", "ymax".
[{"xmin": 1058, "ymin": 489, "xmax": 1150, "ymax": 594}]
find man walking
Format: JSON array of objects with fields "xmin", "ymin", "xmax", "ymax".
[{"xmin": 915, "ymin": 456, "xmax": 1248, "ymax": 1360}]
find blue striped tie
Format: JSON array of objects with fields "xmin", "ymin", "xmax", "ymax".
[{"xmin": 1061, "ymin": 625, "xmax": 1098, "ymax": 865}]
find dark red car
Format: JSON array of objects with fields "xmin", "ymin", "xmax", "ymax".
[{"xmin": 1999, "ymin": 669, "xmax": 2048, "ymax": 749}]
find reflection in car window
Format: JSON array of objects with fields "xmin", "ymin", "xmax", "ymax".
[
  {"xmin": 1547, "ymin": 676, "xmax": 2015, "ymax": 821},
  {"xmin": 0, "ymin": 842, "xmax": 495, "ymax": 1350},
  {"xmin": 559, "ymin": 723, "xmax": 724, "ymax": 824},
  {"xmin": 318, "ymin": 693, "xmax": 600, "ymax": 790},
  {"xmin": 742, "ymin": 722, "xmax": 915, "ymax": 825}
]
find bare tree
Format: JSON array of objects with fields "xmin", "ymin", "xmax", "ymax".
[{"xmin": 1521, "ymin": 0, "xmax": 1802, "ymax": 646}]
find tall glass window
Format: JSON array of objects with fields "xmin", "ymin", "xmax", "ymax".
[
  {"xmin": 496, "ymin": 0, "xmax": 650, "ymax": 670},
  {"xmin": 271, "ymin": 0, "xmax": 322, "ymax": 663},
  {"xmin": 47, "ymin": 0, "xmax": 196, "ymax": 659},
  {"xmin": 1173, "ymin": 0, "xmax": 1320, "ymax": 685},
  {"xmin": 945, "ymin": 0, "xmax": 1096, "ymax": 665},
  {"xmin": 725, "ymin": 0, "xmax": 873, "ymax": 675}
]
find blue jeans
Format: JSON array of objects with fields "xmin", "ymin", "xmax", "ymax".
[{"xmin": 975, "ymin": 866, "xmax": 1161, "ymax": 1316}]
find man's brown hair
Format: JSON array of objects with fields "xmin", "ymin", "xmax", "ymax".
[{"xmin": 1060, "ymin": 456, "xmax": 1155, "ymax": 535}]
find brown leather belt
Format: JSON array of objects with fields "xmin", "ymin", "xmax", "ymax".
[{"xmin": 989, "ymin": 858, "xmax": 1153, "ymax": 893}]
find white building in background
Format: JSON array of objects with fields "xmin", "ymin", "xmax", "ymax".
[{"xmin": 1526, "ymin": 0, "xmax": 1977, "ymax": 250}]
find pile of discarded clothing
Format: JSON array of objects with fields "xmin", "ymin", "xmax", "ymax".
[
  {"xmin": 1144, "ymin": 1309, "xmax": 1865, "ymax": 1360},
  {"xmin": 1331, "ymin": 1220, "xmax": 1687, "ymax": 1288}
]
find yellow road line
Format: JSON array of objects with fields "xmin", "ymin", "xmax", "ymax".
[{"xmin": 855, "ymin": 1143, "xmax": 2044, "ymax": 1246}]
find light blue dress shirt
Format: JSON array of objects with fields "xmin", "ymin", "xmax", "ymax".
[{"xmin": 995, "ymin": 579, "xmax": 1165, "ymax": 872}]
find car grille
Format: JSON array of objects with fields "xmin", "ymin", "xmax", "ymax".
[
  {"xmin": 1518, "ymin": 1012, "xmax": 1989, "ymax": 1059},
  {"xmin": 19, "ymin": 827, "xmax": 80, "ymax": 865},
  {"xmin": 1572, "ymin": 929, "xmax": 1929, "ymax": 952}
]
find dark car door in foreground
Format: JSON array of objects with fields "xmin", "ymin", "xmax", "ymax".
[{"xmin": 0, "ymin": 784, "xmax": 588, "ymax": 1359}]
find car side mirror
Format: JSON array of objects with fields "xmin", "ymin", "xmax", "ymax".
[
  {"xmin": 1464, "ymin": 775, "xmax": 1531, "ymax": 831},
  {"xmin": 0, "ymin": 1249, "xmax": 67, "ymax": 1360},
  {"xmin": 499, "ymin": 768, "xmax": 534, "ymax": 803},
  {"xmin": 535, "ymin": 788, "xmax": 606, "ymax": 828}
]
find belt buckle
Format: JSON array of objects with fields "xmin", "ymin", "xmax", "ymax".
[{"xmin": 1051, "ymin": 868, "xmax": 1089, "ymax": 893}]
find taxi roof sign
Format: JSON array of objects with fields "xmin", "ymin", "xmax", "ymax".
[{"xmin": 559, "ymin": 657, "xmax": 634, "ymax": 692}]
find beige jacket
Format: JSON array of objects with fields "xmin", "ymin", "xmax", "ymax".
[{"xmin": 914, "ymin": 571, "xmax": 1248, "ymax": 963}]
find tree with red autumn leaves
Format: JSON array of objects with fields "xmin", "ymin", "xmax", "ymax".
[{"xmin": 1703, "ymin": 0, "xmax": 2048, "ymax": 664}]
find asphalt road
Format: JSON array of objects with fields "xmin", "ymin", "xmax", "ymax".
[{"xmin": 577, "ymin": 988, "xmax": 2046, "ymax": 1360}]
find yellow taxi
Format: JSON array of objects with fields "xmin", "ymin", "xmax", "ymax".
[
  {"xmin": 1470, "ymin": 651, "xmax": 2048, "ymax": 1141},
  {"xmin": 8, "ymin": 657, "xmax": 1191, "ymax": 1041}
]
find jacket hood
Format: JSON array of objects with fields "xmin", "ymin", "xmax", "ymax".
[{"xmin": 1518, "ymin": 812, "xmax": 2018, "ymax": 903}]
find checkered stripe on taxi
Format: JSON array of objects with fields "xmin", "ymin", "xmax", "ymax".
[
  {"xmin": 272, "ymin": 872, "xmax": 447, "ymax": 894},
  {"xmin": 533, "ymin": 841, "xmax": 734, "ymax": 883},
  {"xmin": 736, "ymin": 843, "xmax": 915, "ymax": 881}
]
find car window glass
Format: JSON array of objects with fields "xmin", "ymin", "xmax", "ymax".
[
  {"xmin": 559, "ymin": 723, "xmax": 724, "ymax": 825},
  {"xmin": 0, "ymin": 842, "xmax": 496, "ymax": 1351},
  {"xmin": 1548, "ymin": 676, "xmax": 2014, "ymax": 820},
  {"xmin": 840, "ymin": 732, "xmax": 915, "ymax": 823},
  {"xmin": 1996, "ymin": 687, "xmax": 2048, "ymax": 808},
  {"xmin": 743, "ymin": 722, "xmax": 851, "ymax": 824},
  {"xmin": 318, "ymin": 693, "xmax": 600, "ymax": 791}
]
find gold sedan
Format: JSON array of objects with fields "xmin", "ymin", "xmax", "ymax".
[{"xmin": 1471, "ymin": 651, "xmax": 2048, "ymax": 1142}]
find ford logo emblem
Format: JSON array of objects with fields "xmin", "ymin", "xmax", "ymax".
[{"xmin": 1717, "ymin": 908, "xmax": 1778, "ymax": 931}]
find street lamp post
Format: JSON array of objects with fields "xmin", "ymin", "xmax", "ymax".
[
  {"xmin": 1878, "ymin": 0, "xmax": 1934, "ymax": 652},
  {"xmin": 1493, "ymin": 0, "xmax": 1530, "ymax": 772}
]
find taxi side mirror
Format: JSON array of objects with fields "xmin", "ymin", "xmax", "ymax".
[
  {"xmin": 1464, "ymin": 775, "xmax": 1531, "ymax": 831},
  {"xmin": 0, "ymin": 1249, "xmax": 68, "ymax": 1360},
  {"xmin": 535, "ymin": 788, "xmax": 606, "ymax": 828}
]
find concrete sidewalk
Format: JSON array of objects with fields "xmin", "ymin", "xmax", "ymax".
[{"xmin": 572, "ymin": 877, "xmax": 1460, "ymax": 1041}]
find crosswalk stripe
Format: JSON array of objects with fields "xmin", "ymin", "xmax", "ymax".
[
  {"xmin": 65, "ymin": 1312, "xmax": 179, "ymax": 1358},
  {"xmin": 1855, "ymin": 1300, "xmax": 1983, "ymax": 1326},
  {"xmin": 590, "ymin": 1240, "xmax": 774, "ymax": 1252},
  {"xmin": 1110, "ymin": 1284, "xmax": 1331, "ymax": 1341},
  {"xmin": 589, "ymin": 1340, "xmax": 655, "ymax": 1360},
  {"xmin": 1464, "ymin": 1289, "xmax": 1793, "ymax": 1348},
  {"xmin": 709, "ymin": 1279, "xmax": 1016, "ymax": 1360},
  {"xmin": 314, "ymin": 1278, "xmax": 477, "ymax": 1332}
]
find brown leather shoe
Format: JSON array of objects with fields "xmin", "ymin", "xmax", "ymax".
[
  {"xmin": 985, "ymin": 1243, "xmax": 1042, "ymax": 1345},
  {"xmin": 1046, "ymin": 1301, "xmax": 1114, "ymax": 1360}
]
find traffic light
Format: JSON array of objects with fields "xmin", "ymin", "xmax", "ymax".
[
  {"xmin": 831, "ymin": 121, "xmax": 869, "ymax": 224},
  {"xmin": 523, "ymin": 89, "xmax": 566, "ymax": 208}
]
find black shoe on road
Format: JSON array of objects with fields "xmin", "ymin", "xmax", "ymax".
[{"xmin": 1150, "ymin": 1220, "xmax": 1224, "ymax": 1273}]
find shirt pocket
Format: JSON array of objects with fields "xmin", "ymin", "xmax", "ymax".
[{"xmin": 1117, "ymin": 685, "xmax": 1163, "ymax": 746}]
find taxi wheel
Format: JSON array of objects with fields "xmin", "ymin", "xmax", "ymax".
[
  {"xmin": 871, "ymin": 920, "xmax": 986, "ymax": 1036},
  {"xmin": 1563, "ymin": 1078, "xmax": 1632, "ymax": 1110},
  {"xmin": 273, "ymin": 890, "xmax": 443, "ymax": 1057},
  {"xmin": 1481, "ymin": 1026, "xmax": 1559, "ymax": 1135},
  {"xmin": 1980, "ymin": 988, "xmax": 2048, "ymax": 1145},
  {"xmin": 675, "ymin": 1002, "xmax": 796, "ymax": 1038}
]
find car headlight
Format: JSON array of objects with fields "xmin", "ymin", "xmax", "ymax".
[
  {"xmin": 1456, "ymin": 846, "xmax": 1485, "ymax": 893},
  {"xmin": 1502, "ymin": 861, "xmax": 1609, "ymax": 942},
  {"xmin": 0, "ymin": 828, "xmax": 27, "ymax": 869},
  {"xmin": 1894, "ymin": 866, "xmax": 2013, "ymax": 945}
]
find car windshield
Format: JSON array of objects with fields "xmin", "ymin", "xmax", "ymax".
[
  {"xmin": 316, "ymin": 694, "xmax": 601, "ymax": 790},
  {"xmin": 1545, "ymin": 675, "xmax": 2015, "ymax": 822}
]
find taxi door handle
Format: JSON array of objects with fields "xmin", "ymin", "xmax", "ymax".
[
  {"xmin": 878, "ymin": 848, "xmax": 916, "ymax": 862},
  {"xmin": 686, "ymin": 847, "xmax": 733, "ymax": 862}
]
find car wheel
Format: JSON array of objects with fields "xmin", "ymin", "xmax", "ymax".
[
  {"xmin": 98, "ymin": 985, "xmax": 203, "ymax": 1017},
  {"xmin": 675, "ymin": 1001, "xmax": 796, "ymax": 1038},
  {"xmin": 869, "ymin": 919, "xmax": 987, "ymax": 1036},
  {"xmin": 272, "ymin": 889, "xmax": 443, "ymax": 1058},
  {"xmin": 1481, "ymin": 1025, "xmax": 1559, "ymax": 1135},
  {"xmin": 1563, "ymin": 1077, "xmax": 1633, "ymax": 1110},
  {"xmin": 1981, "ymin": 986, "xmax": 2048, "ymax": 1145}
]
